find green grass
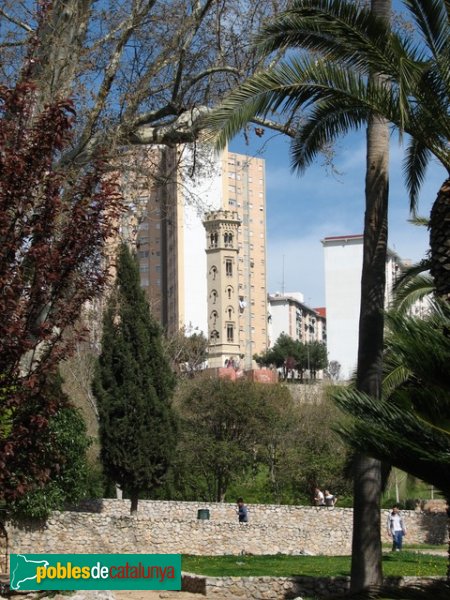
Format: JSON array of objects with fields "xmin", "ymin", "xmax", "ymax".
[
  {"xmin": 382, "ymin": 543, "xmax": 447, "ymax": 551},
  {"xmin": 182, "ymin": 552, "xmax": 446, "ymax": 578}
]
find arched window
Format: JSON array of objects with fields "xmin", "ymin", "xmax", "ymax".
[
  {"xmin": 211, "ymin": 290, "xmax": 218, "ymax": 304},
  {"xmin": 227, "ymin": 306, "xmax": 234, "ymax": 320},
  {"xmin": 211, "ymin": 310, "xmax": 218, "ymax": 325},
  {"xmin": 210, "ymin": 266, "xmax": 217, "ymax": 280},
  {"xmin": 226, "ymin": 286, "xmax": 233, "ymax": 300},
  {"xmin": 210, "ymin": 330, "xmax": 219, "ymax": 340}
]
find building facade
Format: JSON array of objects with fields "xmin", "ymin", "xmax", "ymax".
[
  {"xmin": 135, "ymin": 146, "xmax": 268, "ymax": 369},
  {"xmin": 322, "ymin": 234, "xmax": 424, "ymax": 380},
  {"xmin": 267, "ymin": 293, "xmax": 327, "ymax": 347}
]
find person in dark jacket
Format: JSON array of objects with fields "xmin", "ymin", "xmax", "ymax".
[{"xmin": 236, "ymin": 497, "xmax": 248, "ymax": 522}]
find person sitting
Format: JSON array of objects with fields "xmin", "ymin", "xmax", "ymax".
[
  {"xmin": 314, "ymin": 488, "xmax": 325, "ymax": 506},
  {"xmin": 324, "ymin": 490, "xmax": 337, "ymax": 506}
]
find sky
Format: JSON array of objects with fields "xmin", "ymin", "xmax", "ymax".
[{"xmin": 230, "ymin": 130, "xmax": 446, "ymax": 308}]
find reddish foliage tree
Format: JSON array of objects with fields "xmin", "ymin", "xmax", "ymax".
[{"xmin": 0, "ymin": 69, "xmax": 123, "ymax": 503}]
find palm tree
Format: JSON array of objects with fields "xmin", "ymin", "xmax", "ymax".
[
  {"xmin": 208, "ymin": 0, "xmax": 450, "ymax": 298},
  {"xmin": 334, "ymin": 300, "xmax": 450, "ymax": 580},
  {"xmin": 207, "ymin": 0, "xmax": 449, "ymax": 590}
]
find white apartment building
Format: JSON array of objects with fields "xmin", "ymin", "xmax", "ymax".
[
  {"xmin": 267, "ymin": 293, "xmax": 327, "ymax": 348},
  {"xmin": 322, "ymin": 234, "xmax": 426, "ymax": 380}
]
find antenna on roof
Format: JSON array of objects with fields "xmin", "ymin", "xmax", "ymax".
[{"xmin": 282, "ymin": 255, "xmax": 285, "ymax": 295}]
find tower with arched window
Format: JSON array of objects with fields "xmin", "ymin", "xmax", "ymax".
[{"xmin": 203, "ymin": 210, "xmax": 241, "ymax": 368}]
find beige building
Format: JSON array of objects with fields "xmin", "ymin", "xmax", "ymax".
[{"xmin": 135, "ymin": 146, "xmax": 269, "ymax": 369}]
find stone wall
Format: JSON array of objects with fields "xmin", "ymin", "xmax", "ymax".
[
  {"xmin": 182, "ymin": 573, "xmax": 446, "ymax": 599},
  {"xmin": 5, "ymin": 500, "xmax": 447, "ymax": 559}
]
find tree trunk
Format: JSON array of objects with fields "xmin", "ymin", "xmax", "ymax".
[
  {"xmin": 429, "ymin": 178, "xmax": 450, "ymax": 301},
  {"xmin": 446, "ymin": 497, "xmax": 450, "ymax": 581},
  {"xmin": 130, "ymin": 492, "xmax": 139, "ymax": 515},
  {"xmin": 351, "ymin": 0, "xmax": 391, "ymax": 592}
]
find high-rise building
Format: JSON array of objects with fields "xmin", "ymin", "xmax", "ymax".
[
  {"xmin": 322, "ymin": 234, "xmax": 429, "ymax": 380},
  {"xmin": 136, "ymin": 146, "xmax": 268, "ymax": 369}
]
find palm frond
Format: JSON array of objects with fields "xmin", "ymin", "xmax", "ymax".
[
  {"xmin": 333, "ymin": 387, "xmax": 450, "ymax": 496},
  {"xmin": 382, "ymin": 364, "xmax": 412, "ymax": 399},
  {"xmin": 403, "ymin": 125, "xmax": 432, "ymax": 211},
  {"xmin": 407, "ymin": 215, "xmax": 429, "ymax": 227},
  {"xmin": 255, "ymin": 0, "xmax": 394, "ymax": 75},
  {"xmin": 391, "ymin": 273, "xmax": 434, "ymax": 312},
  {"xmin": 404, "ymin": 0, "xmax": 449, "ymax": 57},
  {"xmin": 290, "ymin": 103, "xmax": 369, "ymax": 171}
]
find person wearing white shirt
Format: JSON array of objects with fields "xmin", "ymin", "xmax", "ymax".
[{"xmin": 387, "ymin": 505, "xmax": 407, "ymax": 551}]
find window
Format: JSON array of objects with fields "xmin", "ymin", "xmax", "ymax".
[
  {"xmin": 210, "ymin": 266, "xmax": 217, "ymax": 280},
  {"xmin": 211, "ymin": 330, "xmax": 219, "ymax": 340},
  {"xmin": 227, "ymin": 287, "xmax": 233, "ymax": 299},
  {"xmin": 227, "ymin": 325, "xmax": 234, "ymax": 342},
  {"xmin": 226, "ymin": 259, "xmax": 233, "ymax": 276},
  {"xmin": 211, "ymin": 290, "xmax": 218, "ymax": 304},
  {"xmin": 224, "ymin": 233, "xmax": 233, "ymax": 247},
  {"xmin": 227, "ymin": 307, "xmax": 233, "ymax": 320}
]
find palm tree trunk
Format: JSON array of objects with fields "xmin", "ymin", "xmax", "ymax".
[
  {"xmin": 429, "ymin": 178, "xmax": 450, "ymax": 301},
  {"xmin": 351, "ymin": 0, "xmax": 391, "ymax": 592}
]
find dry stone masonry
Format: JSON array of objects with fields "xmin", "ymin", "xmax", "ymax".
[{"xmin": 5, "ymin": 499, "xmax": 447, "ymax": 557}]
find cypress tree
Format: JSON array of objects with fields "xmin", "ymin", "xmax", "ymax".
[{"xmin": 93, "ymin": 243, "xmax": 177, "ymax": 513}]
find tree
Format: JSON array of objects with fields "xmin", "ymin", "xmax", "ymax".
[
  {"xmin": 0, "ymin": 54, "xmax": 122, "ymax": 505},
  {"xmin": 93, "ymin": 243, "xmax": 177, "ymax": 513},
  {"xmin": 209, "ymin": 0, "xmax": 449, "ymax": 298},
  {"xmin": 255, "ymin": 333, "xmax": 306, "ymax": 380},
  {"xmin": 7, "ymin": 375, "xmax": 92, "ymax": 520},
  {"xmin": 164, "ymin": 327, "xmax": 208, "ymax": 376},
  {"xmin": 335, "ymin": 300, "xmax": 450, "ymax": 579},
  {"xmin": 264, "ymin": 398, "xmax": 353, "ymax": 505},
  {"xmin": 0, "ymin": 0, "xmax": 292, "ymax": 182},
  {"xmin": 306, "ymin": 341, "xmax": 328, "ymax": 379},
  {"xmin": 172, "ymin": 377, "xmax": 291, "ymax": 502},
  {"xmin": 208, "ymin": 0, "xmax": 450, "ymax": 589}
]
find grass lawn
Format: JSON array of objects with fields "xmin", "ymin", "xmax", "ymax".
[{"xmin": 183, "ymin": 552, "xmax": 446, "ymax": 578}]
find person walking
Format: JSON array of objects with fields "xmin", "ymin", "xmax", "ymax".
[
  {"xmin": 387, "ymin": 505, "xmax": 407, "ymax": 551},
  {"xmin": 236, "ymin": 498, "xmax": 248, "ymax": 523}
]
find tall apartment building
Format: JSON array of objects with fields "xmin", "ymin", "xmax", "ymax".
[
  {"xmin": 136, "ymin": 146, "xmax": 268, "ymax": 369},
  {"xmin": 322, "ymin": 234, "xmax": 429, "ymax": 380}
]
